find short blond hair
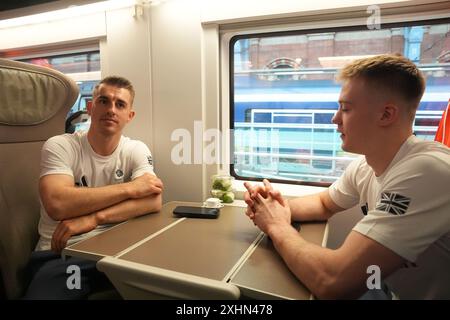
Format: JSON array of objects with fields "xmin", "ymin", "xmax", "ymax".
[{"xmin": 337, "ymin": 54, "xmax": 425, "ymax": 111}]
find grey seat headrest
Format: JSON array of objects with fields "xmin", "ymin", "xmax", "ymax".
[{"xmin": 0, "ymin": 58, "xmax": 79, "ymax": 142}]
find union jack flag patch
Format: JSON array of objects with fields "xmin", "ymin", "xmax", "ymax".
[{"xmin": 376, "ymin": 192, "xmax": 411, "ymax": 215}]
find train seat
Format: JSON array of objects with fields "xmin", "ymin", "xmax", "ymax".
[
  {"xmin": 0, "ymin": 58, "xmax": 78, "ymax": 299},
  {"xmin": 97, "ymin": 256, "xmax": 241, "ymax": 300}
]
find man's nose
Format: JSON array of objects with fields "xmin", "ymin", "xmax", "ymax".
[
  {"xmin": 331, "ymin": 110, "xmax": 340, "ymax": 124},
  {"xmin": 105, "ymin": 101, "xmax": 116, "ymax": 113}
]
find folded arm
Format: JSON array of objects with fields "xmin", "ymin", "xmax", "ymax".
[
  {"xmin": 95, "ymin": 193, "xmax": 162, "ymax": 224},
  {"xmin": 40, "ymin": 172, "xmax": 163, "ymax": 221},
  {"xmin": 51, "ymin": 193, "xmax": 162, "ymax": 252}
]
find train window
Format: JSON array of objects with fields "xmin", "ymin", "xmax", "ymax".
[
  {"xmin": 18, "ymin": 51, "xmax": 100, "ymax": 133},
  {"xmin": 19, "ymin": 51, "xmax": 100, "ymax": 74},
  {"xmin": 230, "ymin": 20, "xmax": 450, "ymax": 186}
]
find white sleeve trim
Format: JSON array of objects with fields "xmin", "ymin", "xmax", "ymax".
[
  {"xmin": 40, "ymin": 169, "xmax": 74, "ymax": 178},
  {"xmin": 328, "ymin": 185, "xmax": 352, "ymax": 209}
]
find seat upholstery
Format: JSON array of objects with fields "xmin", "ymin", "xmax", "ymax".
[{"xmin": 0, "ymin": 58, "xmax": 78, "ymax": 299}]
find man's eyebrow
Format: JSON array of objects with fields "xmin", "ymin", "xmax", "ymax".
[
  {"xmin": 115, "ymin": 98, "xmax": 128, "ymax": 105},
  {"xmin": 96, "ymin": 95, "xmax": 128, "ymax": 105},
  {"xmin": 338, "ymin": 99, "xmax": 353, "ymax": 104}
]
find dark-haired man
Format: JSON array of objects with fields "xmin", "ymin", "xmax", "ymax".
[{"xmin": 24, "ymin": 76, "xmax": 162, "ymax": 299}]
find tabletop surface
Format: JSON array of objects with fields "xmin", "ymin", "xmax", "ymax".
[{"xmin": 64, "ymin": 200, "xmax": 328, "ymax": 299}]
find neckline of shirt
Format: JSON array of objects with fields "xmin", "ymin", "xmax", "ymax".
[
  {"xmin": 81, "ymin": 131, "xmax": 123, "ymax": 161},
  {"xmin": 375, "ymin": 135, "xmax": 417, "ymax": 182}
]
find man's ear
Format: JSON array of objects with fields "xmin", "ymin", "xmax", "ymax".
[
  {"xmin": 127, "ymin": 109, "xmax": 136, "ymax": 122},
  {"xmin": 86, "ymin": 100, "xmax": 93, "ymax": 116},
  {"xmin": 378, "ymin": 103, "xmax": 398, "ymax": 127}
]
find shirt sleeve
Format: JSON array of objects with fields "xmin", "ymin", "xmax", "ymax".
[
  {"xmin": 328, "ymin": 156, "xmax": 364, "ymax": 209},
  {"xmin": 40, "ymin": 135, "xmax": 74, "ymax": 178},
  {"xmin": 130, "ymin": 141, "xmax": 155, "ymax": 180},
  {"xmin": 353, "ymin": 154, "xmax": 450, "ymax": 262}
]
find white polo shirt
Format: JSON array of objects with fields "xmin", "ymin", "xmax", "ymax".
[
  {"xmin": 329, "ymin": 135, "xmax": 450, "ymax": 299},
  {"xmin": 35, "ymin": 131, "xmax": 155, "ymax": 251}
]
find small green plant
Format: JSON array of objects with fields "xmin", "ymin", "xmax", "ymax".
[
  {"xmin": 211, "ymin": 175, "xmax": 234, "ymax": 203},
  {"xmin": 222, "ymin": 192, "xmax": 235, "ymax": 203},
  {"xmin": 212, "ymin": 177, "xmax": 232, "ymax": 191}
]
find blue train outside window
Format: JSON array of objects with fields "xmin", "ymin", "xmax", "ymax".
[{"xmin": 230, "ymin": 21, "xmax": 450, "ymax": 185}]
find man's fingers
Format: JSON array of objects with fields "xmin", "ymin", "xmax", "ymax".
[
  {"xmin": 54, "ymin": 229, "xmax": 65, "ymax": 252},
  {"xmin": 244, "ymin": 192, "xmax": 256, "ymax": 215},
  {"xmin": 269, "ymin": 189, "xmax": 280, "ymax": 197},
  {"xmin": 262, "ymin": 179, "xmax": 273, "ymax": 192},
  {"xmin": 252, "ymin": 186, "xmax": 261, "ymax": 198},
  {"xmin": 247, "ymin": 183, "xmax": 263, "ymax": 200},
  {"xmin": 269, "ymin": 190, "xmax": 285, "ymax": 206},
  {"xmin": 60, "ymin": 234, "xmax": 71, "ymax": 251},
  {"xmin": 154, "ymin": 178, "xmax": 164, "ymax": 188},
  {"xmin": 243, "ymin": 190, "xmax": 251, "ymax": 201},
  {"xmin": 51, "ymin": 224, "xmax": 63, "ymax": 252},
  {"xmin": 254, "ymin": 179, "xmax": 272, "ymax": 198},
  {"xmin": 52, "ymin": 234, "xmax": 60, "ymax": 253},
  {"xmin": 150, "ymin": 185, "xmax": 163, "ymax": 194},
  {"xmin": 148, "ymin": 178, "xmax": 163, "ymax": 194},
  {"xmin": 243, "ymin": 182, "xmax": 254, "ymax": 194},
  {"xmin": 245, "ymin": 207, "xmax": 255, "ymax": 219},
  {"xmin": 244, "ymin": 192, "xmax": 254, "ymax": 208},
  {"xmin": 255, "ymin": 193, "xmax": 265, "ymax": 203}
]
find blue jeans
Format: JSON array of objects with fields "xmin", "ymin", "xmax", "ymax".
[
  {"xmin": 359, "ymin": 282, "xmax": 395, "ymax": 300},
  {"xmin": 23, "ymin": 250, "xmax": 116, "ymax": 300}
]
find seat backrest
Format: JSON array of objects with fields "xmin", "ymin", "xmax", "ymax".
[
  {"xmin": 65, "ymin": 110, "xmax": 90, "ymax": 133},
  {"xmin": 97, "ymin": 256, "xmax": 241, "ymax": 300},
  {"xmin": 0, "ymin": 58, "xmax": 78, "ymax": 299}
]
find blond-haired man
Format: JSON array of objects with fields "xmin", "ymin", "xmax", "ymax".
[{"xmin": 244, "ymin": 54, "xmax": 450, "ymax": 299}]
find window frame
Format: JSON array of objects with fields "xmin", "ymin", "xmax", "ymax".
[{"xmin": 227, "ymin": 17, "xmax": 450, "ymax": 187}]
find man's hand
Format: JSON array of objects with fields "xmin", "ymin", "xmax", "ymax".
[
  {"xmin": 244, "ymin": 179, "xmax": 286, "ymax": 220},
  {"xmin": 51, "ymin": 214, "xmax": 98, "ymax": 253},
  {"xmin": 251, "ymin": 193, "xmax": 291, "ymax": 235},
  {"xmin": 128, "ymin": 173, "xmax": 163, "ymax": 199}
]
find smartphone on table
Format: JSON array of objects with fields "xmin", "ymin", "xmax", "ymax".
[{"xmin": 173, "ymin": 206, "xmax": 220, "ymax": 219}]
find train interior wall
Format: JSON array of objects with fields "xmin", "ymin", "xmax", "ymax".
[{"xmin": 1, "ymin": 0, "xmax": 448, "ymax": 249}]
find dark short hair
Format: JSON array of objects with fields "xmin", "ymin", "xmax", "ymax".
[
  {"xmin": 337, "ymin": 54, "xmax": 426, "ymax": 111},
  {"xmin": 93, "ymin": 76, "xmax": 135, "ymax": 105}
]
